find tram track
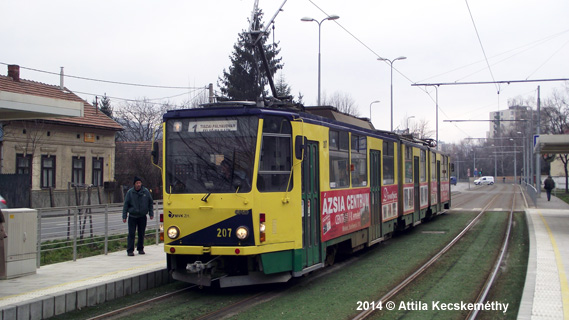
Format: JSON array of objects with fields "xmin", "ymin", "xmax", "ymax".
[
  {"xmin": 465, "ymin": 184, "xmax": 522, "ymax": 320},
  {"xmin": 82, "ymin": 188, "xmax": 515, "ymax": 320},
  {"xmin": 352, "ymin": 185, "xmax": 518, "ymax": 320}
]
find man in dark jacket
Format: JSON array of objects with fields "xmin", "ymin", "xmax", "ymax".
[
  {"xmin": 544, "ymin": 175, "xmax": 556, "ymax": 202},
  {"xmin": 123, "ymin": 176, "xmax": 154, "ymax": 256}
]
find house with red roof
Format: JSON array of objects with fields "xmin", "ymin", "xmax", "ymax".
[{"xmin": 0, "ymin": 65, "xmax": 123, "ymax": 207}]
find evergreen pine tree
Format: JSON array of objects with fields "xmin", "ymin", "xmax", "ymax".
[
  {"xmin": 218, "ymin": 9, "xmax": 283, "ymax": 101},
  {"xmin": 93, "ymin": 94, "xmax": 113, "ymax": 118}
]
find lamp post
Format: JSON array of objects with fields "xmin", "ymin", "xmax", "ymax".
[
  {"xmin": 510, "ymin": 138, "xmax": 517, "ymax": 184},
  {"xmin": 517, "ymin": 131, "xmax": 526, "ymax": 185},
  {"xmin": 406, "ymin": 116, "xmax": 415, "ymax": 134},
  {"xmin": 377, "ymin": 56, "xmax": 407, "ymax": 131},
  {"xmin": 369, "ymin": 100, "xmax": 380, "ymax": 124},
  {"xmin": 301, "ymin": 15, "xmax": 340, "ymax": 106}
]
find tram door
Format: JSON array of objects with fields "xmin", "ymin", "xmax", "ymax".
[
  {"xmin": 414, "ymin": 156, "xmax": 420, "ymax": 221},
  {"xmin": 301, "ymin": 140, "xmax": 321, "ymax": 267},
  {"xmin": 370, "ymin": 150, "xmax": 382, "ymax": 240}
]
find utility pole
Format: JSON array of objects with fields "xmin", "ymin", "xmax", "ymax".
[{"xmin": 536, "ymin": 86, "xmax": 541, "ymax": 195}]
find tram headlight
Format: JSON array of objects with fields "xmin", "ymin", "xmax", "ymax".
[
  {"xmin": 236, "ymin": 226, "xmax": 249, "ymax": 240},
  {"xmin": 167, "ymin": 226, "xmax": 180, "ymax": 239}
]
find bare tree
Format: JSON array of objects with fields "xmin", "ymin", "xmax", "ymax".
[
  {"xmin": 321, "ymin": 91, "xmax": 360, "ymax": 117},
  {"xmin": 410, "ymin": 119, "xmax": 435, "ymax": 140},
  {"xmin": 4, "ymin": 120, "xmax": 49, "ymax": 156},
  {"xmin": 115, "ymin": 98, "xmax": 169, "ymax": 142}
]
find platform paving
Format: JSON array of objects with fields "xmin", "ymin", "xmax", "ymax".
[
  {"xmin": 519, "ymin": 191, "xmax": 569, "ymax": 320},
  {"xmin": 0, "ymin": 244, "xmax": 168, "ymax": 320}
]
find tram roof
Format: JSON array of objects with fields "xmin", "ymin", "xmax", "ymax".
[{"xmin": 163, "ymin": 103, "xmax": 439, "ymax": 149}]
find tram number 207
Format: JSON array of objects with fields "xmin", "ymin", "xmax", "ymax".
[{"xmin": 217, "ymin": 228, "xmax": 232, "ymax": 238}]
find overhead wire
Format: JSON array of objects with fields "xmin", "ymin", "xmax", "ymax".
[
  {"xmin": 0, "ymin": 61, "xmax": 203, "ymax": 90},
  {"xmin": 464, "ymin": 0, "xmax": 500, "ymax": 94},
  {"xmin": 416, "ymin": 28, "xmax": 569, "ymax": 84},
  {"xmin": 526, "ymin": 38, "xmax": 569, "ymax": 79}
]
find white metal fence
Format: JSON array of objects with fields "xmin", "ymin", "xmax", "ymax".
[{"xmin": 36, "ymin": 201, "xmax": 163, "ymax": 267}]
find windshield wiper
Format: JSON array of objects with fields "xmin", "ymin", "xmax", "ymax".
[{"xmin": 201, "ymin": 193, "xmax": 211, "ymax": 202}]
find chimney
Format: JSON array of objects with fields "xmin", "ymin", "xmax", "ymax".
[
  {"xmin": 8, "ymin": 65, "xmax": 20, "ymax": 82},
  {"xmin": 60, "ymin": 67, "xmax": 64, "ymax": 90}
]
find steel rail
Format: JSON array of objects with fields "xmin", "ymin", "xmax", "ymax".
[
  {"xmin": 352, "ymin": 192, "xmax": 502, "ymax": 320},
  {"xmin": 466, "ymin": 185, "xmax": 518, "ymax": 320}
]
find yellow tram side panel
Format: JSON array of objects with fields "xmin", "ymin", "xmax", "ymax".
[
  {"xmin": 245, "ymin": 119, "xmax": 316, "ymax": 250},
  {"xmin": 367, "ymin": 137, "xmax": 399, "ymax": 223}
]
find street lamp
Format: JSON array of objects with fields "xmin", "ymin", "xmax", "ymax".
[
  {"xmin": 517, "ymin": 131, "xmax": 526, "ymax": 185},
  {"xmin": 369, "ymin": 100, "xmax": 380, "ymax": 124},
  {"xmin": 301, "ymin": 15, "xmax": 340, "ymax": 106},
  {"xmin": 377, "ymin": 56, "xmax": 407, "ymax": 131},
  {"xmin": 510, "ymin": 138, "xmax": 518, "ymax": 184},
  {"xmin": 406, "ymin": 116, "xmax": 415, "ymax": 134}
]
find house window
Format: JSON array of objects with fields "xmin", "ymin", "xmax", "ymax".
[
  {"xmin": 41, "ymin": 156, "xmax": 56, "ymax": 188},
  {"xmin": 92, "ymin": 158, "xmax": 104, "ymax": 187},
  {"xmin": 72, "ymin": 157, "xmax": 85, "ymax": 185},
  {"xmin": 16, "ymin": 154, "xmax": 32, "ymax": 174}
]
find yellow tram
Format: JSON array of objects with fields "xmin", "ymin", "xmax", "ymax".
[{"xmin": 153, "ymin": 103, "xmax": 451, "ymax": 287}]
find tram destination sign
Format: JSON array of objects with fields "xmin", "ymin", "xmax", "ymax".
[{"xmin": 188, "ymin": 120, "xmax": 238, "ymax": 132}]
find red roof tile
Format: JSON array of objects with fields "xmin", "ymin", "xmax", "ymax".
[{"xmin": 0, "ymin": 74, "xmax": 123, "ymax": 131}]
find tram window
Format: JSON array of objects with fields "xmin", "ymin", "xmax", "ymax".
[
  {"xmin": 420, "ymin": 150, "xmax": 426, "ymax": 182},
  {"xmin": 383, "ymin": 141, "xmax": 394, "ymax": 185},
  {"xmin": 330, "ymin": 130, "xmax": 350, "ymax": 188},
  {"xmin": 164, "ymin": 116, "xmax": 257, "ymax": 194},
  {"xmin": 330, "ymin": 131, "xmax": 339, "ymax": 150},
  {"xmin": 257, "ymin": 116, "xmax": 293, "ymax": 192},
  {"xmin": 351, "ymin": 135, "xmax": 367, "ymax": 187},
  {"xmin": 339, "ymin": 131, "xmax": 349, "ymax": 151},
  {"xmin": 431, "ymin": 152, "xmax": 437, "ymax": 180},
  {"xmin": 442, "ymin": 156, "xmax": 449, "ymax": 180},
  {"xmin": 330, "ymin": 155, "xmax": 349, "ymax": 188},
  {"xmin": 405, "ymin": 146, "xmax": 413, "ymax": 183}
]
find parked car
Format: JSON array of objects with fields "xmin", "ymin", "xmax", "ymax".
[
  {"xmin": 474, "ymin": 176, "xmax": 495, "ymax": 185},
  {"xmin": 0, "ymin": 195, "xmax": 7, "ymax": 209},
  {"xmin": 450, "ymin": 176, "xmax": 457, "ymax": 185}
]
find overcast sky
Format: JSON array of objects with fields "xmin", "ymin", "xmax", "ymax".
[{"xmin": 3, "ymin": 0, "xmax": 569, "ymax": 144}]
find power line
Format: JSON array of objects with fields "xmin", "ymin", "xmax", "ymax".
[
  {"xmin": 413, "ymin": 78, "xmax": 569, "ymax": 87},
  {"xmin": 0, "ymin": 62, "xmax": 204, "ymax": 90},
  {"xmin": 464, "ymin": 0, "xmax": 500, "ymax": 94}
]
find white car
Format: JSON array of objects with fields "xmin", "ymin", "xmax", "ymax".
[{"xmin": 474, "ymin": 176, "xmax": 495, "ymax": 185}]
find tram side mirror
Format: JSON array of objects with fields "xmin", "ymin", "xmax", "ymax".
[
  {"xmin": 295, "ymin": 135, "xmax": 305, "ymax": 160},
  {"xmin": 450, "ymin": 163, "xmax": 455, "ymax": 172},
  {"xmin": 151, "ymin": 141, "xmax": 160, "ymax": 165}
]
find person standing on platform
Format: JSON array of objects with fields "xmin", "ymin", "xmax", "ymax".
[
  {"xmin": 544, "ymin": 175, "xmax": 556, "ymax": 202},
  {"xmin": 123, "ymin": 176, "xmax": 154, "ymax": 256}
]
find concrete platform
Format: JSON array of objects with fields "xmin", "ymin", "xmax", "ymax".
[
  {"xmin": 0, "ymin": 244, "xmax": 168, "ymax": 320},
  {"xmin": 519, "ymin": 192, "xmax": 569, "ymax": 319}
]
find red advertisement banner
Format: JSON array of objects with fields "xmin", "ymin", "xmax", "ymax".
[
  {"xmin": 441, "ymin": 181, "xmax": 450, "ymax": 202},
  {"xmin": 381, "ymin": 184, "xmax": 398, "ymax": 222},
  {"xmin": 430, "ymin": 181, "xmax": 438, "ymax": 205},
  {"xmin": 321, "ymin": 188, "xmax": 370, "ymax": 242}
]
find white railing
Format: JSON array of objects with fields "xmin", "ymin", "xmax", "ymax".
[{"xmin": 36, "ymin": 201, "xmax": 163, "ymax": 267}]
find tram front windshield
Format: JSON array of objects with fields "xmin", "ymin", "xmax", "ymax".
[{"xmin": 165, "ymin": 116, "xmax": 258, "ymax": 193}]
